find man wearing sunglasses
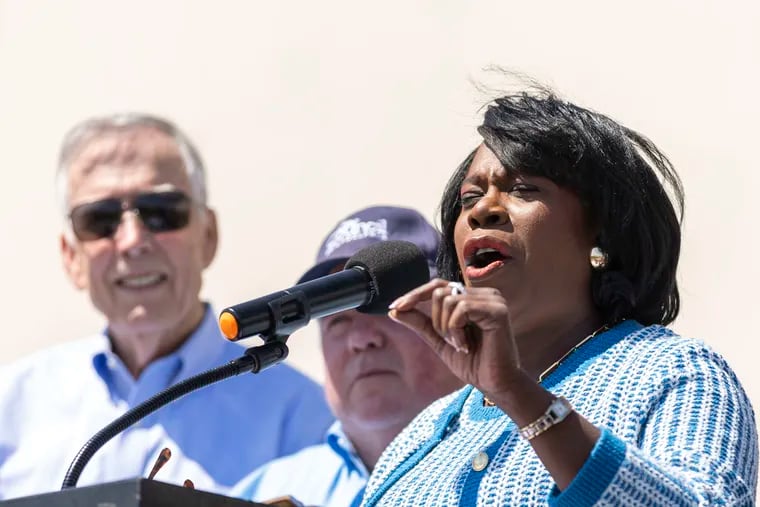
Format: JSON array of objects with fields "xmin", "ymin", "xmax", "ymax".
[{"xmin": 0, "ymin": 113, "xmax": 334, "ymax": 500}]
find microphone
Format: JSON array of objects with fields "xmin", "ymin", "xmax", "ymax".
[
  {"xmin": 61, "ymin": 240, "xmax": 428, "ymax": 490},
  {"xmin": 218, "ymin": 240, "xmax": 430, "ymax": 341}
]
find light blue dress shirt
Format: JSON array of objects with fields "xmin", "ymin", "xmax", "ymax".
[
  {"xmin": 232, "ymin": 421, "xmax": 367, "ymax": 507},
  {"xmin": 0, "ymin": 305, "xmax": 334, "ymax": 500}
]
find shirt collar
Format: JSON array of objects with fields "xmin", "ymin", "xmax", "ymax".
[
  {"xmin": 172, "ymin": 304, "xmax": 228, "ymax": 381},
  {"xmin": 91, "ymin": 304, "xmax": 226, "ymax": 399},
  {"xmin": 325, "ymin": 421, "xmax": 369, "ymax": 478}
]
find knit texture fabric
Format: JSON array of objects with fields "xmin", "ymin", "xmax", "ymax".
[{"xmin": 361, "ymin": 321, "xmax": 758, "ymax": 506}]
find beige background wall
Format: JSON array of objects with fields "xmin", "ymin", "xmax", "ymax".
[{"xmin": 1, "ymin": 0, "xmax": 758, "ymax": 422}]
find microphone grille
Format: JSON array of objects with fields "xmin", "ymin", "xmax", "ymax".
[{"xmin": 345, "ymin": 240, "xmax": 430, "ymax": 314}]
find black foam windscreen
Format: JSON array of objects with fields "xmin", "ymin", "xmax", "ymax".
[{"xmin": 345, "ymin": 240, "xmax": 430, "ymax": 314}]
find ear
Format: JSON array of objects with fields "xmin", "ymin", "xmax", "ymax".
[
  {"xmin": 200, "ymin": 208, "xmax": 219, "ymax": 269},
  {"xmin": 60, "ymin": 233, "xmax": 88, "ymax": 290}
]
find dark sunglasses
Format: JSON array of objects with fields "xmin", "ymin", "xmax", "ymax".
[{"xmin": 68, "ymin": 191, "xmax": 193, "ymax": 241}]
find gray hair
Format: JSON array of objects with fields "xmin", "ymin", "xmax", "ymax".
[{"xmin": 55, "ymin": 113, "xmax": 208, "ymax": 217}]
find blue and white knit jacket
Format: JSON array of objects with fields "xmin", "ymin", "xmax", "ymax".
[{"xmin": 361, "ymin": 321, "xmax": 758, "ymax": 506}]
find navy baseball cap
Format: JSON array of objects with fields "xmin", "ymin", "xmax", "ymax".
[{"xmin": 298, "ymin": 205, "xmax": 440, "ymax": 284}]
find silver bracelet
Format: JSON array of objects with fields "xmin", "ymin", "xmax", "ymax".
[{"xmin": 518, "ymin": 396, "xmax": 573, "ymax": 440}]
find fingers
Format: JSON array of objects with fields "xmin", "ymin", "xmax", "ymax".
[
  {"xmin": 446, "ymin": 322, "xmax": 471, "ymax": 354},
  {"xmin": 436, "ymin": 289, "xmax": 507, "ymax": 352},
  {"xmin": 389, "ymin": 291, "xmax": 469, "ymax": 355},
  {"xmin": 432, "ymin": 286, "xmax": 472, "ymax": 352},
  {"xmin": 390, "ymin": 279, "xmax": 507, "ymax": 354},
  {"xmin": 392, "ymin": 279, "xmax": 471, "ymax": 352},
  {"xmin": 388, "ymin": 307, "xmax": 449, "ymax": 356},
  {"xmin": 430, "ymin": 286, "xmax": 450, "ymax": 336},
  {"xmin": 450, "ymin": 296, "xmax": 508, "ymax": 331},
  {"xmin": 430, "ymin": 287, "xmax": 495, "ymax": 334},
  {"xmin": 389, "ymin": 278, "xmax": 451, "ymax": 311}
]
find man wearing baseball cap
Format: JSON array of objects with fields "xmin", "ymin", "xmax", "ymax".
[{"xmin": 232, "ymin": 205, "xmax": 463, "ymax": 507}]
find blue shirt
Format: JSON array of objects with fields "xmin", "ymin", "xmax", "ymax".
[
  {"xmin": 0, "ymin": 305, "xmax": 334, "ymax": 500},
  {"xmin": 232, "ymin": 422, "xmax": 367, "ymax": 507}
]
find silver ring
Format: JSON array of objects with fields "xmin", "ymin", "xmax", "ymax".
[{"xmin": 448, "ymin": 281, "xmax": 467, "ymax": 296}]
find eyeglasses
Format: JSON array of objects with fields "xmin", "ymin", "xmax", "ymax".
[{"xmin": 68, "ymin": 191, "xmax": 193, "ymax": 241}]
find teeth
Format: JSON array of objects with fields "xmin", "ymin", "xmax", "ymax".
[
  {"xmin": 119, "ymin": 274, "xmax": 164, "ymax": 288},
  {"xmin": 466, "ymin": 247, "xmax": 505, "ymax": 268}
]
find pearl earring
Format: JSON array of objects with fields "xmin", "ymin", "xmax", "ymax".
[{"xmin": 590, "ymin": 246, "xmax": 608, "ymax": 269}]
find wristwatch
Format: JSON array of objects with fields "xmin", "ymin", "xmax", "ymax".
[{"xmin": 518, "ymin": 396, "xmax": 573, "ymax": 440}]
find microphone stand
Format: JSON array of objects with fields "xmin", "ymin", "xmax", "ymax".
[{"xmin": 60, "ymin": 339, "xmax": 289, "ymax": 490}]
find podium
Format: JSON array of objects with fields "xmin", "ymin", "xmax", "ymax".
[{"xmin": 0, "ymin": 479, "xmax": 269, "ymax": 507}]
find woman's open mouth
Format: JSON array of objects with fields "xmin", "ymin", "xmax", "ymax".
[{"xmin": 463, "ymin": 239, "xmax": 511, "ymax": 280}]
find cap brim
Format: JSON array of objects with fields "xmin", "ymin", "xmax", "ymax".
[{"xmin": 296, "ymin": 258, "xmax": 350, "ymax": 284}]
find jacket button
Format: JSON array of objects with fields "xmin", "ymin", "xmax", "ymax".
[{"xmin": 472, "ymin": 451, "xmax": 489, "ymax": 471}]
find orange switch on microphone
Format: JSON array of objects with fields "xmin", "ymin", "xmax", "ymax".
[{"xmin": 219, "ymin": 311, "xmax": 239, "ymax": 340}]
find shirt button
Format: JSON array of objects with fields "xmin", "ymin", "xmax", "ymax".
[{"xmin": 472, "ymin": 451, "xmax": 489, "ymax": 471}]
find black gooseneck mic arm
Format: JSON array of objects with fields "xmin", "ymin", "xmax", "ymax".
[
  {"xmin": 60, "ymin": 340, "xmax": 289, "ymax": 490},
  {"xmin": 62, "ymin": 239, "xmax": 431, "ymax": 490}
]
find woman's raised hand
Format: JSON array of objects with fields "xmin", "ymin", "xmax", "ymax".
[{"xmin": 389, "ymin": 278, "xmax": 525, "ymax": 398}]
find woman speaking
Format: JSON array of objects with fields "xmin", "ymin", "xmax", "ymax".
[{"xmin": 362, "ymin": 86, "xmax": 757, "ymax": 506}]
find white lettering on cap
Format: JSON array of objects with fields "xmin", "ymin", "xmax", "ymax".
[{"xmin": 323, "ymin": 218, "xmax": 388, "ymax": 256}]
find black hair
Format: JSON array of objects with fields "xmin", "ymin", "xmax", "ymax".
[{"xmin": 437, "ymin": 87, "xmax": 683, "ymax": 326}]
